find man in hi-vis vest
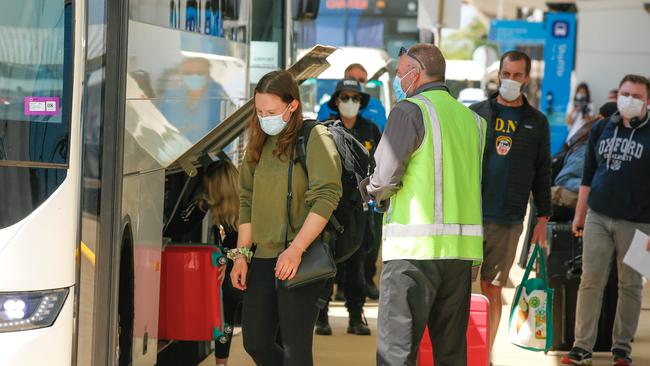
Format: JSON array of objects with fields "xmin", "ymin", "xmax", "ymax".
[{"xmin": 364, "ymin": 43, "xmax": 486, "ymax": 366}]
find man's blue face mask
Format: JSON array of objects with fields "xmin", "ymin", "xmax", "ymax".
[{"xmin": 393, "ymin": 69, "xmax": 416, "ymax": 102}]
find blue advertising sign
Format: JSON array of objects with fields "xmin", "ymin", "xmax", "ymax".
[
  {"xmin": 539, "ymin": 12, "xmax": 577, "ymax": 154},
  {"xmin": 488, "ymin": 20, "xmax": 546, "ymax": 46}
]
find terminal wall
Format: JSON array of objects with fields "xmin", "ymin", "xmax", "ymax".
[{"xmin": 575, "ymin": 0, "xmax": 650, "ymax": 106}]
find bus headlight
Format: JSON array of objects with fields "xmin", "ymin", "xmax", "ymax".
[{"xmin": 0, "ymin": 288, "xmax": 69, "ymax": 333}]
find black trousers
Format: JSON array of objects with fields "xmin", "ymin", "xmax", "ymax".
[
  {"xmin": 242, "ymin": 258, "xmax": 326, "ymax": 366},
  {"xmin": 214, "ymin": 260, "xmax": 243, "ymax": 359},
  {"xmin": 377, "ymin": 259, "xmax": 472, "ymax": 366},
  {"xmin": 364, "ymin": 212, "xmax": 383, "ymax": 284}
]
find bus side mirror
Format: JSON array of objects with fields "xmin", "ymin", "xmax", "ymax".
[{"xmin": 292, "ymin": 0, "xmax": 320, "ymax": 21}]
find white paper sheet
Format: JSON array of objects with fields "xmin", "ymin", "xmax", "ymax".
[{"xmin": 623, "ymin": 230, "xmax": 650, "ymax": 279}]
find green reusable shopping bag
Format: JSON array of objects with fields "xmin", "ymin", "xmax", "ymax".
[{"xmin": 508, "ymin": 244, "xmax": 554, "ymax": 352}]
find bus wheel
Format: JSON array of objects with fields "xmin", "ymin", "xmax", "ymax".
[{"xmin": 118, "ymin": 228, "xmax": 135, "ymax": 366}]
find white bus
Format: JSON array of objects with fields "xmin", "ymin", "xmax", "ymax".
[{"xmin": 0, "ymin": 0, "xmax": 329, "ymax": 365}]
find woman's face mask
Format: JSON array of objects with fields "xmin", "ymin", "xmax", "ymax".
[{"xmin": 258, "ymin": 104, "xmax": 291, "ymax": 136}]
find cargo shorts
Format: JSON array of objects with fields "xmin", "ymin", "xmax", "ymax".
[{"xmin": 472, "ymin": 222, "xmax": 524, "ymax": 287}]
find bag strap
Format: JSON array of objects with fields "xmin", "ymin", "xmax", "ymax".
[
  {"xmin": 296, "ymin": 119, "xmax": 318, "ymax": 178},
  {"xmin": 521, "ymin": 244, "xmax": 548, "ymax": 285},
  {"xmin": 284, "ymin": 144, "xmax": 296, "ymax": 250}
]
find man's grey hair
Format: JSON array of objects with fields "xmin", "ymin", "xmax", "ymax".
[{"xmin": 408, "ymin": 43, "xmax": 446, "ymax": 82}]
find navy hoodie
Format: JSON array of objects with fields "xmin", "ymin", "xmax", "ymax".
[{"xmin": 582, "ymin": 115, "xmax": 650, "ymax": 223}]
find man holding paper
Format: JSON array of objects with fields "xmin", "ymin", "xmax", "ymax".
[{"xmin": 562, "ymin": 74, "xmax": 650, "ymax": 366}]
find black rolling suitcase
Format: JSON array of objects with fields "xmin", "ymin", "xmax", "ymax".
[{"xmin": 546, "ymin": 222, "xmax": 618, "ymax": 352}]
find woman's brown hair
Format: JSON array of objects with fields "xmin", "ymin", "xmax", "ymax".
[
  {"xmin": 246, "ymin": 70, "xmax": 304, "ymax": 163},
  {"xmin": 205, "ymin": 160, "xmax": 239, "ymax": 229}
]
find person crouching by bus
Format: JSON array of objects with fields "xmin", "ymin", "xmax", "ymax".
[
  {"xmin": 561, "ymin": 74, "xmax": 650, "ymax": 366},
  {"xmin": 203, "ymin": 160, "xmax": 244, "ymax": 366},
  {"xmin": 230, "ymin": 70, "xmax": 342, "ymax": 366}
]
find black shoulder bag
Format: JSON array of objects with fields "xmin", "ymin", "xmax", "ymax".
[{"xmin": 279, "ymin": 144, "xmax": 337, "ymax": 289}]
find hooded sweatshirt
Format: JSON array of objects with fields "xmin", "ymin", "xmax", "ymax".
[{"xmin": 582, "ymin": 116, "xmax": 650, "ymax": 223}]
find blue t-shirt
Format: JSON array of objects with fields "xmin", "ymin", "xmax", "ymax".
[
  {"xmin": 482, "ymin": 104, "xmax": 524, "ymax": 224},
  {"xmin": 317, "ymin": 97, "xmax": 387, "ymax": 132},
  {"xmin": 583, "ymin": 118, "xmax": 650, "ymax": 223}
]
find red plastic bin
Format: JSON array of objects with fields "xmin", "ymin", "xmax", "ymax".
[
  {"xmin": 158, "ymin": 244, "xmax": 229, "ymax": 342},
  {"xmin": 418, "ymin": 294, "xmax": 490, "ymax": 366}
]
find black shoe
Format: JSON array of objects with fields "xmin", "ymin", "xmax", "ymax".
[
  {"xmin": 366, "ymin": 282, "xmax": 379, "ymax": 300},
  {"xmin": 315, "ymin": 320, "xmax": 332, "ymax": 335},
  {"xmin": 612, "ymin": 348, "xmax": 632, "ymax": 366},
  {"xmin": 315, "ymin": 316, "xmax": 332, "ymax": 336},
  {"xmin": 560, "ymin": 347, "xmax": 593, "ymax": 365},
  {"xmin": 334, "ymin": 288, "xmax": 346, "ymax": 302},
  {"xmin": 347, "ymin": 310, "xmax": 371, "ymax": 335}
]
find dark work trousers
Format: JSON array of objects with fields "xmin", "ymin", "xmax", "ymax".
[
  {"xmin": 242, "ymin": 258, "xmax": 326, "ymax": 366},
  {"xmin": 364, "ymin": 211, "xmax": 383, "ymax": 285},
  {"xmin": 321, "ymin": 244, "xmax": 367, "ymax": 315},
  {"xmin": 377, "ymin": 259, "xmax": 472, "ymax": 366},
  {"xmin": 214, "ymin": 259, "xmax": 243, "ymax": 359}
]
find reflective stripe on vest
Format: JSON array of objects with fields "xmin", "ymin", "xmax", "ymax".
[
  {"xmin": 383, "ymin": 223, "xmax": 483, "ymax": 237},
  {"xmin": 384, "ymin": 94, "xmax": 483, "ymax": 239}
]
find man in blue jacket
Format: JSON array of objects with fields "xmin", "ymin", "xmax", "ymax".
[{"xmin": 562, "ymin": 75, "xmax": 650, "ymax": 366}]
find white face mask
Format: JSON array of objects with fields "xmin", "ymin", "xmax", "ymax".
[
  {"xmin": 258, "ymin": 105, "xmax": 290, "ymax": 136},
  {"xmin": 617, "ymin": 95, "xmax": 645, "ymax": 119},
  {"xmin": 499, "ymin": 79, "xmax": 523, "ymax": 102},
  {"xmin": 338, "ymin": 99, "xmax": 361, "ymax": 118}
]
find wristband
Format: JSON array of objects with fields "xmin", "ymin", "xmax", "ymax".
[{"xmin": 227, "ymin": 247, "xmax": 253, "ymax": 262}]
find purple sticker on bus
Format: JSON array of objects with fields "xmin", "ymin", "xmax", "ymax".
[{"xmin": 24, "ymin": 97, "xmax": 60, "ymax": 116}]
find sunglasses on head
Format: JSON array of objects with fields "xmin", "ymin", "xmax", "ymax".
[
  {"xmin": 338, "ymin": 95, "xmax": 361, "ymax": 103},
  {"xmin": 399, "ymin": 46, "xmax": 424, "ymax": 70}
]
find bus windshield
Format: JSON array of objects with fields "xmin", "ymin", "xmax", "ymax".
[{"xmin": 0, "ymin": 0, "xmax": 72, "ymax": 166}]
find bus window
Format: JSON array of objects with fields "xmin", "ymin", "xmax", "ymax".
[
  {"xmin": 0, "ymin": 0, "xmax": 72, "ymax": 165},
  {"xmin": 0, "ymin": 0, "xmax": 73, "ymax": 229}
]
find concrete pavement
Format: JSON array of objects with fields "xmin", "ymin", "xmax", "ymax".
[{"xmin": 200, "ymin": 282, "xmax": 650, "ymax": 366}]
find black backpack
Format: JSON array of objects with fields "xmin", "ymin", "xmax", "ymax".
[{"xmin": 296, "ymin": 119, "xmax": 373, "ymax": 263}]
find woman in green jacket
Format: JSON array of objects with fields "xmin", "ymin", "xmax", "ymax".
[{"xmin": 229, "ymin": 70, "xmax": 342, "ymax": 366}]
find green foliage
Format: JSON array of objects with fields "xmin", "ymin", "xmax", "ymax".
[{"xmin": 441, "ymin": 17, "xmax": 495, "ymax": 60}]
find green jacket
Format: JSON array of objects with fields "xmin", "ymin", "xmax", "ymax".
[{"xmin": 239, "ymin": 124, "xmax": 342, "ymax": 258}]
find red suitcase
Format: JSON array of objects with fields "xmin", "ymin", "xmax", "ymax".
[
  {"xmin": 158, "ymin": 244, "xmax": 230, "ymax": 342},
  {"xmin": 418, "ymin": 294, "xmax": 490, "ymax": 366}
]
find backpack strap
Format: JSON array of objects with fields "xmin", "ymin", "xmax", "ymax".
[{"xmin": 297, "ymin": 119, "xmax": 319, "ymax": 178}]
